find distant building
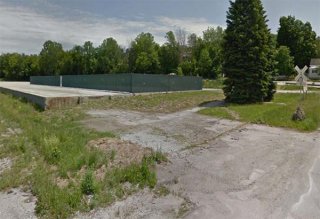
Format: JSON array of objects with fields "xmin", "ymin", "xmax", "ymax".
[{"xmin": 308, "ymin": 58, "xmax": 320, "ymax": 79}]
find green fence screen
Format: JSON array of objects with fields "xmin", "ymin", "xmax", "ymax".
[
  {"xmin": 62, "ymin": 74, "xmax": 132, "ymax": 92},
  {"xmin": 169, "ymin": 75, "xmax": 202, "ymax": 91},
  {"xmin": 132, "ymin": 74, "xmax": 169, "ymax": 93},
  {"xmin": 30, "ymin": 73, "xmax": 202, "ymax": 93},
  {"xmin": 30, "ymin": 76, "xmax": 60, "ymax": 86}
]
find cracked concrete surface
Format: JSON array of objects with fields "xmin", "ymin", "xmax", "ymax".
[{"xmin": 81, "ymin": 108, "xmax": 320, "ymax": 219}]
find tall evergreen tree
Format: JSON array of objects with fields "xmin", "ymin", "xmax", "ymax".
[{"xmin": 222, "ymin": 0, "xmax": 275, "ymax": 103}]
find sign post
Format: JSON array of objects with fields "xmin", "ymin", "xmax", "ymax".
[{"xmin": 294, "ymin": 65, "xmax": 309, "ymax": 99}]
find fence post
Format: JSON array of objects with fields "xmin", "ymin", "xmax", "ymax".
[
  {"xmin": 130, "ymin": 73, "xmax": 133, "ymax": 93},
  {"xmin": 167, "ymin": 74, "xmax": 170, "ymax": 93}
]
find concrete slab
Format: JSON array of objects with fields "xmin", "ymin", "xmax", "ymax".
[{"xmin": 0, "ymin": 82, "xmax": 128, "ymax": 110}]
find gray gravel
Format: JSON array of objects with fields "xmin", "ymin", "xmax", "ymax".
[
  {"xmin": 1, "ymin": 104, "xmax": 318, "ymax": 219},
  {"xmin": 82, "ymin": 108, "xmax": 320, "ymax": 219},
  {"xmin": 0, "ymin": 189, "xmax": 36, "ymax": 219}
]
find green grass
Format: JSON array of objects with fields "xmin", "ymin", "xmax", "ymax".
[
  {"xmin": 199, "ymin": 93, "xmax": 320, "ymax": 132},
  {"xmin": 277, "ymin": 84, "xmax": 320, "ymax": 91},
  {"xmin": 203, "ymin": 78, "xmax": 224, "ymax": 89},
  {"xmin": 0, "ymin": 93, "xmax": 160, "ymax": 218},
  {"xmin": 200, "ymin": 107, "xmax": 236, "ymax": 120},
  {"xmin": 85, "ymin": 91, "xmax": 224, "ymax": 113}
]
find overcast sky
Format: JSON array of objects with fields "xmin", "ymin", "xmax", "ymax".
[{"xmin": 0, "ymin": 0, "xmax": 319, "ymax": 54}]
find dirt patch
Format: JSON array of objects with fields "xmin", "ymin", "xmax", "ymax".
[
  {"xmin": 55, "ymin": 136, "xmax": 166, "ymax": 188},
  {"xmin": 0, "ymin": 128, "xmax": 22, "ymax": 138},
  {"xmin": 88, "ymin": 138, "xmax": 152, "ymax": 168},
  {"xmin": 84, "ymin": 109, "xmax": 243, "ymax": 153},
  {"xmin": 122, "ymin": 128, "xmax": 186, "ymax": 153},
  {"xmin": 94, "ymin": 165, "xmax": 107, "ymax": 181},
  {"xmin": 75, "ymin": 188, "xmax": 185, "ymax": 219},
  {"xmin": 56, "ymin": 177, "xmax": 69, "ymax": 189},
  {"xmin": 225, "ymin": 108, "xmax": 240, "ymax": 120}
]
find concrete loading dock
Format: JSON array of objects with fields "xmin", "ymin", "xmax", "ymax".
[{"xmin": 0, "ymin": 82, "xmax": 127, "ymax": 110}]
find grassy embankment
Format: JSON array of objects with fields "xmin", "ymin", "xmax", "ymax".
[
  {"xmin": 0, "ymin": 93, "xmax": 164, "ymax": 218},
  {"xmin": 199, "ymin": 93, "xmax": 320, "ymax": 132},
  {"xmin": 84, "ymin": 90, "xmax": 224, "ymax": 113}
]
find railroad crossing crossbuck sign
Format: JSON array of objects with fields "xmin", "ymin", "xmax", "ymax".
[{"xmin": 294, "ymin": 65, "xmax": 309, "ymax": 94}]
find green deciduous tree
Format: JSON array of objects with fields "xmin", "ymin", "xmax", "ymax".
[
  {"xmin": 202, "ymin": 27, "xmax": 224, "ymax": 78},
  {"xmin": 188, "ymin": 34, "xmax": 204, "ymax": 65},
  {"xmin": 39, "ymin": 40, "xmax": 65, "ymax": 75},
  {"xmin": 129, "ymin": 33, "xmax": 160, "ymax": 73},
  {"xmin": 277, "ymin": 16, "xmax": 317, "ymax": 67},
  {"xmin": 0, "ymin": 53, "xmax": 25, "ymax": 80},
  {"xmin": 222, "ymin": 0, "xmax": 275, "ymax": 103},
  {"xmin": 83, "ymin": 41, "xmax": 97, "ymax": 74},
  {"xmin": 178, "ymin": 59, "xmax": 196, "ymax": 76},
  {"xmin": 159, "ymin": 31, "xmax": 180, "ymax": 74},
  {"xmin": 22, "ymin": 55, "xmax": 40, "ymax": 78},
  {"xmin": 185, "ymin": 27, "xmax": 224, "ymax": 79},
  {"xmin": 96, "ymin": 38, "xmax": 128, "ymax": 74},
  {"xmin": 315, "ymin": 37, "xmax": 320, "ymax": 58},
  {"xmin": 0, "ymin": 53, "xmax": 39, "ymax": 80},
  {"xmin": 196, "ymin": 48, "xmax": 212, "ymax": 78},
  {"xmin": 60, "ymin": 46, "xmax": 84, "ymax": 75},
  {"xmin": 70, "ymin": 45, "xmax": 85, "ymax": 74},
  {"xmin": 275, "ymin": 46, "xmax": 294, "ymax": 77}
]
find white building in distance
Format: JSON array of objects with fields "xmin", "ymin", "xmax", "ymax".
[{"xmin": 309, "ymin": 58, "xmax": 320, "ymax": 79}]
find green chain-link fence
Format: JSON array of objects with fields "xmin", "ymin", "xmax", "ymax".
[
  {"xmin": 30, "ymin": 76, "xmax": 61, "ymax": 86},
  {"xmin": 30, "ymin": 73, "xmax": 202, "ymax": 93}
]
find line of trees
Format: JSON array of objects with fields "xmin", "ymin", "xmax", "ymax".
[
  {"xmin": 0, "ymin": 17, "xmax": 319, "ymax": 81},
  {"xmin": 0, "ymin": 27, "xmax": 225, "ymax": 81}
]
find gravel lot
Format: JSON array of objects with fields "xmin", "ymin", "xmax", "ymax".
[
  {"xmin": 80, "ymin": 107, "xmax": 320, "ymax": 219},
  {"xmin": 1, "ymin": 105, "xmax": 319, "ymax": 218}
]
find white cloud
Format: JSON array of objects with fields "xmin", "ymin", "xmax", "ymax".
[
  {"xmin": 157, "ymin": 16, "xmax": 223, "ymax": 35},
  {"xmin": 0, "ymin": 2, "xmax": 221, "ymax": 54}
]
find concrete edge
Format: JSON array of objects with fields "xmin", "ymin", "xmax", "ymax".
[
  {"xmin": 44, "ymin": 95, "xmax": 115, "ymax": 110},
  {"xmin": 0, "ymin": 86, "xmax": 117, "ymax": 110},
  {"xmin": 0, "ymin": 86, "xmax": 47, "ymax": 109}
]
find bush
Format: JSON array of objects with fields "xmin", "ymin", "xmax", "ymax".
[{"xmin": 81, "ymin": 171, "xmax": 96, "ymax": 195}]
